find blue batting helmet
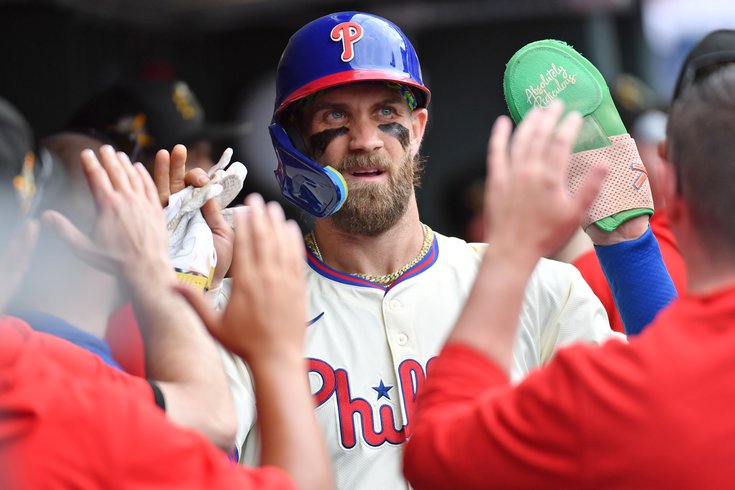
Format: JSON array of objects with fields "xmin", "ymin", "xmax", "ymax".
[{"xmin": 270, "ymin": 11, "xmax": 430, "ymax": 217}]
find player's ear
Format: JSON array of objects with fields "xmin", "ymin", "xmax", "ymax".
[
  {"xmin": 409, "ymin": 108, "xmax": 428, "ymax": 156},
  {"xmin": 659, "ymin": 155, "xmax": 681, "ymax": 222}
]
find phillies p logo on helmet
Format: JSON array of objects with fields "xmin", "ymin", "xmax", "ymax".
[{"xmin": 330, "ymin": 22, "xmax": 363, "ymax": 62}]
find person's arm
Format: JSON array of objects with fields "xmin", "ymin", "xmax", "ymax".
[
  {"xmin": 591, "ymin": 221, "xmax": 677, "ymax": 335},
  {"xmin": 404, "ymin": 342, "xmax": 585, "ymax": 489},
  {"xmin": 448, "ymin": 104, "xmax": 605, "ymax": 372},
  {"xmin": 43, "ymin": 146, "xmax": 236, "ymax": 450},
  {"xmin": 405, "ymin": 103, "xmax": 606, "ymax": 488},
  {"xmin": 179, "ymin": 194, "xmax": 333, "ymax": 490},
  {"xmin": 153, "ymin": 145, "xmax": 254, "ymax": 457}
]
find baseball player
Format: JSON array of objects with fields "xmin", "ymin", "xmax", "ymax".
[{"xmin": 225, "ymin": 11, "xmax": 666, "ymax": 489}]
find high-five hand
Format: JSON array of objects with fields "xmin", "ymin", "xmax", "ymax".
[{"xmin": 484, "ymin": 101, "xmax": 608, "ymax": 262}]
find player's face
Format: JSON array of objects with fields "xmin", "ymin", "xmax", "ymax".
[{"xmin": 303, "ymin": 84, "xmax": 428, "ymax": 235}]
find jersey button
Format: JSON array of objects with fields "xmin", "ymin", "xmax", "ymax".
[
  {"xmin": 396, "ymin": 333, "xmax": 409, "ymax": 345},
  {"xmin": 388, "ymin": 299, "xmax": 401, "ymax": 311}
]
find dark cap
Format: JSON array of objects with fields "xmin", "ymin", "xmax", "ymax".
[
  {"xmin": 67, "ymin": 79, "xmax": 249, "ymax": 160},
  {"xmin": 0, "ymin": 96, "xmax": 54, "ymax": 221},
  {"xmin": 672, "ymin": 29, "xmax": 735, "ymax": 102},
  {"xmin": 0, "ymin": 97, "xmax": 33, "ymax": 182}
]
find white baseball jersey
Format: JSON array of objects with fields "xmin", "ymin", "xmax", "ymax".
[{"xmin": 224, "ymin": 231, "xmax": 624, "ymax": 488}]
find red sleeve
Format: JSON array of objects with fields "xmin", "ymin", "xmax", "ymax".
[
  {"xmin": 404, "ymin": 343, "xmax": 582, "ymax": 490},
  {"xmin": 1, "ymin": 317, "xmax": 296, "ymax": 490},
  {"xmin": 105, "ymin": 303, "xmax": 146, "ymax": 377},
  {"xmin": 113, "ymin": 392, "xmax": 296, "ymax": 489}
]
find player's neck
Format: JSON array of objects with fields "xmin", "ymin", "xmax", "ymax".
[
  {"xmin": 312, "ymin": 200, "xmax": 425, "ymax": 277},
  {"xmin": 679, "ymin": 234, "xmax": 735, "ymax": 296}
]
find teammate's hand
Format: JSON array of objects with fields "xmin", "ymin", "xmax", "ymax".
[
  {"xmin": 178, "ymin": 194, "xmax": 306, "ymax": 363},
  {"xmin": 154, "ymin": 144, "xmax": 234, "ymax": 290},
  {"xmin": 484, "ymin": 101, "xmax": 608, "ymax": 263},
  {"xmin": 43, "ymin": 146, "xmax": 171, "ymax": 281}
]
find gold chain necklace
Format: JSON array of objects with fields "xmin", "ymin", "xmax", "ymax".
[{"xmin": 305, "ymin": 224, "xmax": 434, "ymax": 286}]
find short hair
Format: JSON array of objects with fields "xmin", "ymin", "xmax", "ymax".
[{"xmin": 667, "ymin": 65, "xmax": 735, "ymax": 254}]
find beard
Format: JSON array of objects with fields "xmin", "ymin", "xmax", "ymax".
[{"xmin": 329, "ymin": 151, "xmax": 420, "ymax": 236}]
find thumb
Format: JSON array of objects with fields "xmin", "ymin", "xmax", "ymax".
[
  {"xmin": 173, "ymin": 285, "xmax": 223, "ymax": 338},
  {"xmin": 201, "ymin": 199, "xmax": 230, "ymax": 237},
  {"xmin": 42, "ymin": 210, "xmax": 117, "ymax": 274}
]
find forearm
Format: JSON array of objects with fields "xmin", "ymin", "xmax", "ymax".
[
  {"xmin": 594, "ymin": 226, "xmax": 677, "ymax": 335},
  {"xmin": 250, "ymin": 352, "xmax": 333, "ymax": 490},
  {"xmin": 123, "ymin": 261, "xmax": 236, "ymax": 450}
]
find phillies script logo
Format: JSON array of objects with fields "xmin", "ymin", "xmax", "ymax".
[
  {"xmin": 330, "ymin": 21, "xmax": 363, "ymax": 62},
  {"xmin": 309, "ymin": 357, "xmax": 433, "ymax": 448}
]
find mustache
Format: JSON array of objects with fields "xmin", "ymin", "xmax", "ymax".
[{"xmin": 338, "ymin": 153, "xmax": 392, "ymax": 172}]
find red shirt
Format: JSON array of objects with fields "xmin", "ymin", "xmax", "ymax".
[
  {"xmin": 404, "ymin": 286, "xmax": 735, "ymax": 489},
  {"xmin": 0, "ymin": 316, "xmax": 294, "ymax": 490},
  {"xmin": 573, "ymin": 211, "xmax": 687, "ymax": 332}
]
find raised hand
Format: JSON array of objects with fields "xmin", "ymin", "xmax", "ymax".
[
  {"xmin": 484, "ymin": 101, "xmax": 608, "ymax": 262},
  {"xmin": 154, "ymin": 144, "xmax": 236, "ymax": 290},
  {"xmin": 178, "ymin": 194, "xmax": 306, "ymax": 363},
  {"xmin": 43, "ymin": 146, "xmax": 170, "ymax": 278}
]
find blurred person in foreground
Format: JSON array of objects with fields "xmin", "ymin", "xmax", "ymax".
[
  {"xmin": 404, "ymin": 65, "xmax": 735, "ymax": 490},
  {"xmin": 0, "ymin": 96, "xmax": 331, "ymax": 489}
]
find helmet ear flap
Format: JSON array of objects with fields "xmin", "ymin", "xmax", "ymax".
[
  {"xmin": 270, "ymin": 123, "xmax": 347, "ymax": 218},
  {"xmin": 284, "ymin": 121, "xmax": 309, "ymax": 156}
]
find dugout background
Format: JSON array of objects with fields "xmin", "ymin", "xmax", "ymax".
[{"xmin": 0, "ymin": 0, "xmax": 653, "ymax": 236}]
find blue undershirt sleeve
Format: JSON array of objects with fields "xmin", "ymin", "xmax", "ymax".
[{"xmin": 594, "ymin": 226, "xmax": 678, "ymax": 336}]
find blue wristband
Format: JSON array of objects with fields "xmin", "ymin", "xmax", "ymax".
[{"xmin": 594, "ymin": 227, "xmax": 677, "ymax": 336}]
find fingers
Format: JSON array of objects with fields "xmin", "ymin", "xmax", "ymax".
[
  {"xmin": 116, "ymin": 151, "xmax": 143, "ymax": 194},
  {"xmin": 80, "ymin": 149, "xmax": 114, "ymax": 207},
  {"xmin": 99, "ymin": 145, "xmax": 131, "ymax": 193},
  {"xmin": 266, "ymin": 201, "xmax": 287, "ymax": 265},
  {"xmin": 547, "ymin": 110, "xmax": 583, "ymax": 177},
  {"xmin": 528, "ymin": 100, "xmax": 565, "ymax": 163},
  {"xmin": 230, "ymin": 200, "xmax": 252, "ymax": 282},
  {"xmin": 185, "ymin": 168, "xmax": 210, "ymax": 188},
  {"xmin": 169, "ymin": 144, "xmax": 188, "ymax": 195},
  {"xmin": 509, "ymin": 105, "xmax": 540, "ymax": 166},
  {"xmin": 487, "ymin": 115, "xmax": 512, "ymax": 194},
  {"xmin": 202, "ymin": 199, "xmax": 232, "ymax": 248},
  {"xmin": 42, "ymin": 211, "xmax": 116, "ymax": 274},
  {"xmin": 575, "ymin": 165, "xmax": 608, "ymax": 218},
  {"xmin": 136, "ymin": 163, "xmax": 163, "ymax": 209},
  {"xmin": 284, "ymin": 219, "xmax": 306, "ymax": 272},
  {"xmin": 154, "ymin": 149, "xmax": 171, "ymax": 206},
  {"xmin": 243, "ymin": 194, "xmax": 271, "ymax": 266}
]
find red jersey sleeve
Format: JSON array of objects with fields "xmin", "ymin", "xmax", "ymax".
[
  {"xmin": 404, "ymin": 343, "xmax": 582, "ymax": 489},
  {"xmin": 1, "ymin": 316, "xmax": 296, "ymax": 490}
]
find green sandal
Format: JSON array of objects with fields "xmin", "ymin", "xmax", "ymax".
[{"xmin": 503, "ymin": 39, "xmax": 654, "ymax": 231}]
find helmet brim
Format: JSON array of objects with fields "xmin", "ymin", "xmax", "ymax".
[{"xmin": 274, "ymin": 69, "xmax": 431, "ymax": 118}]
